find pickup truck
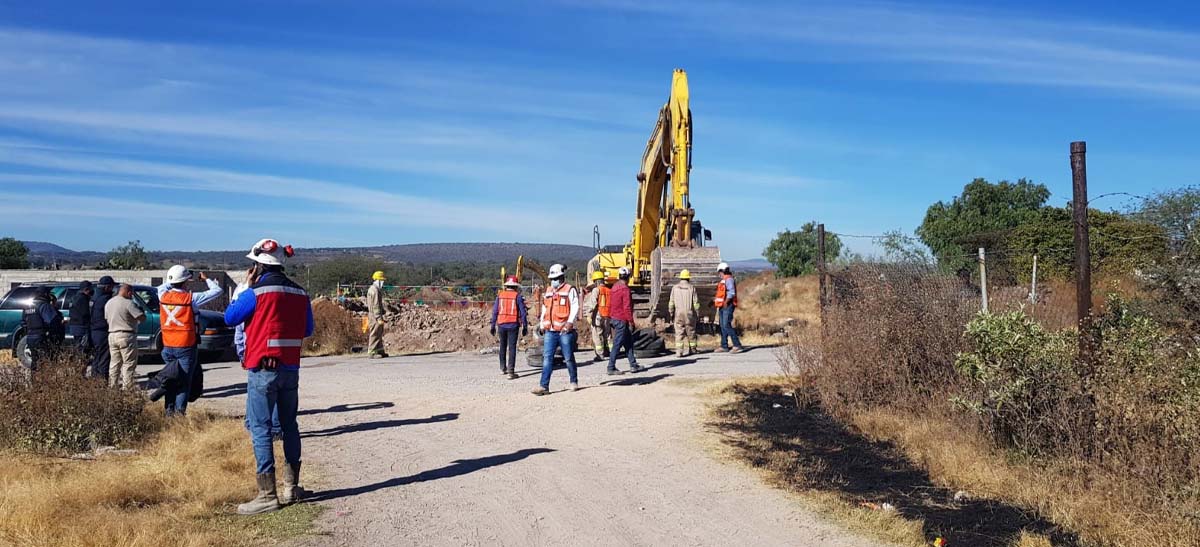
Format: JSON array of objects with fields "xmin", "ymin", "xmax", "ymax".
[{"xmin": 0, "ymin": 282, "xmax": 234, "ymax": 367}]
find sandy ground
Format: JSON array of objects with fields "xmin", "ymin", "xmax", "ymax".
[{"xmin": 189, "ymin": 348, "xmax": 890, "ymax": 547}]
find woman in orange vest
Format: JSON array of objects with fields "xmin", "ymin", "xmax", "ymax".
[{"xmin": 490, "ymin": 275, "xmax": 528, "ymax": 380}]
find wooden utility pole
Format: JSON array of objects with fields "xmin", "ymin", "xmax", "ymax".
[
  {"xmin": 978, "ymin": 247, "xmax": 989, "ymax": 313},
  {"xmin": 1071, "ymin": 141, "xmax": 1093, "ymax": 358}
]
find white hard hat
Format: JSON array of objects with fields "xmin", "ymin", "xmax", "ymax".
[
  {"xmin": 166, "ymin": 264, "xmax": 192, "ymax": 284},
  {"xmin": 618, "ymin": 267, "xmax": 631, "ymax": 277},
  {"xmin": 548, "ymin": 264, "xmax": 566, "ymax": 279},
  {"xmin": 247, "ymin": 238, "xmax": 292, "ymax": 266},
  {"xmin": 717, "ymin": 262, "xmax": 729, "ymax": 272}
]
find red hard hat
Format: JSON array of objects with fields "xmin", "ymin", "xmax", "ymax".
[{"xmin": 504, "ymin": 275, "xmax": 520, "ymax": 287}]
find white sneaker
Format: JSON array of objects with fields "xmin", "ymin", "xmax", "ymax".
[{"xmin": 570, "ymin": 383, "xmax": 579, "ymax": 392}]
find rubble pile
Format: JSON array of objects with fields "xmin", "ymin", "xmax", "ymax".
[{"xmin": 333, "ymin": 297, "xmax": 542, "ymax": 354}]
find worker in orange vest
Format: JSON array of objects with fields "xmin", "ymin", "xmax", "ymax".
[
  {"xmin": 714, "ymin": 262, "xmax": 744, "ymax": 353},
  {"xmin": 490, "ymin": 275, "xmax": 528, "ymax": 380},
  {"xmin": 532, "ymin": 264, "xmax": 579, "ymax": 395},
  {"xmin": 582, "ymin": 271, "xmax": 611, "ymax": 362},
  {"xmin": 157, "ymin": 264, "xmax": 223, "ymax": 416}
]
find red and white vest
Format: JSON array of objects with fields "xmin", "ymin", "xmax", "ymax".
[{"xmin": 244, "ymin": 276, "xmax": 311, "ymax": 370}]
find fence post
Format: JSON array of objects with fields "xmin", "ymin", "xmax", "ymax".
[
  {"xmin": 1029, "ymin": 254, "xmax": 1039, "ymax": 304},
  {"xmin": 817, "ymin": 223, "xmax": 827, "ymax": 314},
  {"xmin": 978, "ymin": 247, "xmax": 989, "ymax": 313},
  {"xmin": 1071, "ymin": 141, "xmax": 1094, "ymax": 359}
]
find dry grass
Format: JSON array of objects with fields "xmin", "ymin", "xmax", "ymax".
[
  {"xmin": 736, "ymin": 273, "xmax": 821, "ymax": 332},
  {"xmin": 0, "ymin": 412, "xmax": 321, "ymax": 547}
]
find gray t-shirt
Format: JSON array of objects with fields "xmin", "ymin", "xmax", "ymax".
[{"xmin": 105, "ymin": 295, "xmax": 145, "ymax": 333}]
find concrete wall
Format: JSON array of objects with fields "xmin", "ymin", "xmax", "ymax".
[{"xmin": 0, "ymin": 270, "xmax": 246, "ymax": 310}]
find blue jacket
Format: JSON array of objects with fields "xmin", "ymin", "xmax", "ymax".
[{"xmin": 491, "ymin": 292, "xmax": 527, "ymax": 328}]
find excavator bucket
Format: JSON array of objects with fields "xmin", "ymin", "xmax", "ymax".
[{"xmin": 650, "ymin": 246, "xmax": 722, "ymax": 320}]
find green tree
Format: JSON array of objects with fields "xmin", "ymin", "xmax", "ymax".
[
  {"xmin": 763, "ymin": 222, "xmax": 842, "ymax": 277},
  {"xmin": 917, "ymin": 178, "xmax": 1049, "ymax": 275},
  {"xmin": 107, "ymin": 240, "xmax": 150, "ymax": 270},
  {"xmin": 1007, "ymin": 207, "xmax": 1167, "ymax": 281},
  {"xmin": 0, "ymin": 238, "xmax": 30, "ymax": 269},
  {"xmin": 1132, "ymin": 186, "xmax": 1199, "ymax": 256},
  {"xmin": 880, "ymin": 229, "xmax": 934, "ymax": 265}
]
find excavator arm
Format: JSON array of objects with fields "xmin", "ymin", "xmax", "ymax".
[{"xmin": 632, "ymin": 68, "xmax": 695, "ymax": 272}]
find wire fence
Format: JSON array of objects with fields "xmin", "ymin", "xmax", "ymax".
[{"xmin": 333, "ymin": 283, "xmax": 540, "ymax": 310}]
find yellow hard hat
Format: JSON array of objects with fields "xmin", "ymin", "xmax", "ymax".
[
  {"xmin": 591, "ymin": 271, "xmax": 605, "ymax": 281},
  {"xmin": 679, "ymin": 269, "xmax": 691, "ymax": 280},
  {"xmin": 372, "ymin": 271, "xmax": 386, "ymax": 281}
]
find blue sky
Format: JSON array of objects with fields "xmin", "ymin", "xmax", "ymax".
[{"xmin": 1, "ymin": 1, "xmax": 1199, "ymax": 259}]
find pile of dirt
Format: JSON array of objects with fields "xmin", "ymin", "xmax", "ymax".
[{"xmin": 335, "ymin": 297, "xmax": 539, "ymax": 355}]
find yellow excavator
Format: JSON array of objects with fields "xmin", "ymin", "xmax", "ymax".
[{"xmin": 590, "ymin": 68, "xmax": 722, "ymax": 320}]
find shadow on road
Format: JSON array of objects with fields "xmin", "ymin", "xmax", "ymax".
[
  {"xmin": 301, "ymin": 413, "xmax": 459, "ymax": 438},
  {"xmin": 297, "ymin": 402, "xmax": 396, "ymax": 416},
  {"xmin": 710, "ymin": 384, "xmax": 1080, "ymax": 547},
  {"xmin": 306, "ymin": 448, "xmax": 556, "ymax": 502},
  {"xmin": 648, "ymin": 358, "xmax": 700, "ymax": 370},
  {"xmin": 202, "ymin": 382, "xmax": 246, "ymax": 398},
  {"xmin": 601, "ymin": 373, "xmax": 672, "ymax": 387}
]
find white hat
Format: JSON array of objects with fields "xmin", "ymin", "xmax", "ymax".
[
  {"xmin": 717, "ymin": 262, "xmax": 729, "ymax": 272},
  {"xmin": 166, "ymin": 264, "xmax": 192, "ymax": 284},
  {"xmin": 247, "ymin": 238, "xmax": 293, "ymax": 266},
  {"xmin": 548, "ymin": 264, "xmax": 566, "ymax": 279},
  {"xmin": 618, "ymin": 267, "xmax": 631, "ymax": 277}
]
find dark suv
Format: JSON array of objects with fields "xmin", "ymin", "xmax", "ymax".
[{"xmin": 0, "ymin": 282, "xmax": 234, "ymax": 367}]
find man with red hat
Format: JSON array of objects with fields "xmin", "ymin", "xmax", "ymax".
[
  {"xmin": 225, "ymin": 238, "xmax": 314, "ymax": 516},
  {"xmin": 490, "ymin": 275, "xmax": 528, "ymax": 380}
]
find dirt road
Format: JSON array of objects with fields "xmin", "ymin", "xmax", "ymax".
[{"xmin": 194, "ymin": 349, "xmax": 889, "ymax": 547}]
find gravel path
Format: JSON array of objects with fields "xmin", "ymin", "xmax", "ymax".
[{"xmin": 193, "ymin": 348, "xmax": 890, "ymax": 547}]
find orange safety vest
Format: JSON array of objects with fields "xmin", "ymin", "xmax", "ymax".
[
  {"xmin": 540, "ymin": 283, "xmax": 574, "ymax": 332},
  {"xmin": 496, "ymin": 290, "xmax": 520, "ymax": 325},
  {"xmin": 160, "ymin": 290, "xmax": 197, "ymax": 348},
  {"xmin": 714, "ymin": 274, "xmax": 738, "ymax": 308},
  {"xmin": 597, "ymin": 285, "xmax": 611, "ymax": 318}
]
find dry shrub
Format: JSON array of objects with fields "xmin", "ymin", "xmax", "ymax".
[
  {"xmin": 818, "ymin": 264, "xmax": 974, "ymax": 413},
  {"xmin": 0, "ymin": 351, "xmax": 159, "ymax": 455},
  {"xmin": 304, "ymin": 298, "xmax": 364, "ymax": 356},
  {"xmin": 0, "ymin": 412, "xmax": 318, "ymax": 547},
  {"xmin": 737, "ymin": 273, "xmax": 820, "ymax": 333}
]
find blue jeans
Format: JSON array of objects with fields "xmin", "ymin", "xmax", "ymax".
[
  {"xmin": 539, "ymin": 330, "xmax": 578, "ymax": 389},
  {"xmin": 719, "ymin": 306, "xmax": 742, "ymax": 350},
  {"xmin": 161, "ymin": 346, "xmax": 197, "ymax": 416},
  {"xmin": 497, "ymin": 324, "xmax": 520, "ymax": 373},
  {"xmin": 246, "ymin": 368, "xmax": 301, "ymax": 475},
  {"xmin": 608, "ymin": 319, "xmax": 638, "ymax": 370}
]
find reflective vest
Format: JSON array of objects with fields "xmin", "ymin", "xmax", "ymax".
[
  {"xmin": 160, "ymin": 290, "xmax": 197, "ymax": 348},
  {"xmin": 541, "ymin": 284, "xmax": 575, "ymax": 332},
  {"xmin": 597, "ymin": 285, "xmax": 611, "ymax": 318},
  {"xmin": 243, "ymin": 275, "xmax": 311, "ymax": 370},
  {"xmin": 496, "ymin": 290, "xmax": 520, "ymax": 325},
  {"xmin": 714, "ymin": 274, "xmax": 738, "ymax": 308}
]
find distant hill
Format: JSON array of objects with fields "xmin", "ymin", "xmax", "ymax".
[
  {"xmin": 729, "ymin": 258, "xmax": 775, "ymax": 272},
  {"xmin": 20, "ymin": 241, "xmax": 596, "ymax": 269}
]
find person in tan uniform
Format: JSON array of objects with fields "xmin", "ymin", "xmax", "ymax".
[
  {"xmin": 668, "ymin": 269, "xmax": 700, "ymax": 357},
  {"xmin": 105, "ymin": 284, "xmax": 145, "ymax": 389},
  {"xmin": 581, "ymin": 271, "xmax": 611, "ymax": 362},
  {"xmin": 366, "ymin": 271, "xmax": 388, "ymax": 359}
]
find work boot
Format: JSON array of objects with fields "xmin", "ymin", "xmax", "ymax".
[
  {"xmin": 676, "ymin": 348, "xmax": 685, "ymax": 358},
  {"xmin": 237, "ymin": 472, "xmax": 282, "ymax": 515},
  {"xmin": 593, "ymin": 354, "xmax": 605, "ymax": 363},
  {"xmin": 531, "ymin": 386, "xmax": 549, "ymax": 396},
  {"xmin": 715, "ymin": 347, "xmax": 728, "ymax": 353},
  {"xmin": 629, "ymin": 364, "xmax": 645, "ymax": 374},
  {"xmin": 369, "ymin": 353, "xmax": 383, "ymax": 360},
  {"xmin": 606, "ymin": 369, "xmax": 625, "ymax": 376},
  {"xmin": 278, "ymin": 462, "xmax": 307, "ymax": 505},
  {"xmin": 507, "ymin": 372, "xmax": 518, "ymax": 380},
  {"xmin": 731, "ymin": 347, "xmax": 745, "ymax": 354}
]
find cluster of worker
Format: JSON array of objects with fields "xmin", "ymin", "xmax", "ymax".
[{"xmin": 19, "ymin": 243, "xmax": 744, "ymax": 517}]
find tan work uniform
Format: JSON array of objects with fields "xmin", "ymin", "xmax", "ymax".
[
  {"xmin": 104, "ymin": 294, "xmax": 145, "ymax": 389},
  {"xmin": 366, "ymin": 282, "xmax": 386, "ymax": 355},
  {"xmin": 582, "ymin": 284, "xmax": 610, "ymax": 359},
  {"xmin": 668, "ymin": 281, "xmax": 700, "ymax": 356}
]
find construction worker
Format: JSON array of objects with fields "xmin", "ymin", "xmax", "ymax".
[
  {"xmin": 668, "ymin": 269, "xmax": 700, "ymax": 357},
  {"xmin": 88, "ymin": 276, "xmax": 117, "ymax": 379},
  {"xmin": 366, "ymin": 271, "xmax": 388, "ymax": 359},
  {"xmin": 607, "ymin": 267, "xmax": 644, "ymax": 375},
  {"xmin": 225, "ymin": 238, "xmax": 313, "ymax": 515},
  {"xmin": 105, "ymin": 284, "xmax": 145, "ymax": 389},
  {"xmin": 67, "ymin": 280, "xmax": 93, "ymax": 356},
  {"xmin": 532, "ymin": 264, "xmax": 579, "ymax": 395},
  {"xmin": 714, "ymin": 262, "xmax": 744, "ymax": 353},
  {"xmin": 22, "ymin": 287, "xmax": 63, "ymax": 375},
  {"xmin": 490, "ymin": 275, "xmax": 528, "ymax": 379},
  {"xmin": 581, "ymin": 271, "xmax": 611, "ymax": 362},
  {"xmin": 157, "ymin": 265, "xmax": 222, "ymax": 416}
]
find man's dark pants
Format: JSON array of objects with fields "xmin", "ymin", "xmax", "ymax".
[
  {"xmin": 607, "ymin": 319, "xmax": 638, "ymax": 371},
  {"xmin": 89, "ymin": 329, "xmax": 111, "ymax": 379},
  {"xmin": 497, "ymin": 324, "xmax": 520, "ymax": 373}
]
